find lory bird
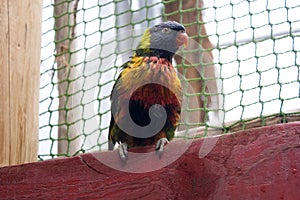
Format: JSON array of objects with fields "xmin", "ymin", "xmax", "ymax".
[{"xmin": 108, "ymin": 21, "xmax": 188, "ymax": 161}]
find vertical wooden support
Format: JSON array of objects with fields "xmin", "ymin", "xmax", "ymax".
[
  {"xmin": 165, "ymin": 0, "xmax": 224, "ymax": 128},
  {"xmin": 0, "ymin": 0, "xmax": 42, "ymax": 167},
  {"xmin": 54, "ymin": 0, "xmax": 81, "ymax": 156}
]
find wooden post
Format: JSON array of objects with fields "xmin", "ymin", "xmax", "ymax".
[
  {"xmin": 165, "ymin": 0, "xmax": 224, "ymax": 127},
  {"xmin": 0, "ymin": 0, "xmax": 42, "ymax": 167},
  {"xmin": 54, "ymin": 0, "xmax": 81, "ymax": 156}
]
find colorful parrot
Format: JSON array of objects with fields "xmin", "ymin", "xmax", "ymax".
[{"xmin": 108, "ymin": 21, "xmax": 188, "ymax": 161}]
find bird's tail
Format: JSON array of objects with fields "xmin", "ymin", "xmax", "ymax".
[{"xmin": 108, "ymin": 141, "xmax": 115, "ymax": 151}]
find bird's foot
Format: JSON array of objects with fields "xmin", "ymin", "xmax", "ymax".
[
  {"xmin": 118, "ymin": 143, "xmax": 128, "ymax": 162},
  {"xmin": 155, "ymin": 138, "xmax": 169, "ymax": 159}
]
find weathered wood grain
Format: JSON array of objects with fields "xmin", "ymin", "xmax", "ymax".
[{"xmin": 0, "ymin": 0, "xmax": 42, "ymax": 167}]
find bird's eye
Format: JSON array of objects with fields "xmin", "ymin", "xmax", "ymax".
[{"xmin": 162, "ymin": 28, "xmax": 170, "ymax": 33}]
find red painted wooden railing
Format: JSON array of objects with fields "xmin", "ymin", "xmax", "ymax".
[{"xmin": 1, "ymin": 122, "xmax": 300, "ymax": 199}]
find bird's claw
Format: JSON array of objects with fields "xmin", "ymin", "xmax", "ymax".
[
  {"xmin": 155, "ymin": 138, "xmax": 169, "ymax": 159},
  {"xmin": 118, "ymin": 143, "xmax": 128, "ymax": 163}
]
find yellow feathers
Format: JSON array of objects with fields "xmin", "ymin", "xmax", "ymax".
[{"xmin": 137, "ymin": 28, "xmax": 151, "ymax": 51}]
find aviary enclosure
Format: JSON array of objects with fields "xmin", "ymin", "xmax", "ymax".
[{"xmin": 0, "ymin": 0, "xmax": 300, "ymax": 199}]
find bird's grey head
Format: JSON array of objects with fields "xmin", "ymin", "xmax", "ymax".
[{"xmin": 136, "ymin": 21, "xmax": 189, "ymax": 61}]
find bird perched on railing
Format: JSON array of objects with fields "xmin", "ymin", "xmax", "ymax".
[{"xmin": 108, "ymin": 21, "xmax": 188, "ymax": 161}]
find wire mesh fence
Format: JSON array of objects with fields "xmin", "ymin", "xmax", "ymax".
[{"xmin": 39, "ymin": 0, "xmax": 300, "ymax": 160}]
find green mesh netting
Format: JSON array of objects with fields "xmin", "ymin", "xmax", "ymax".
[{"xmin": 39, "ymin": 0, "xmax": 300, "ymax": 160}]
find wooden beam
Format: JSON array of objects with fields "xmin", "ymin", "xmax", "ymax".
[
  {"xmin": 54, "ymin": 0, "xmax": 81, "ymax": 156},
  {"xmin": 0, "ymin": 0, "xmax": 10, "ymax": 167},
  {"xmin": 164, "ymin": 0, "xmax": 224, "ymax": 127},
  {"xmin": 0, "ymin": 0, "xmax": 42, "ymax": 167},
  {"xmin": 0, "ymin": 122, "xmax": 299, "ymax": 199}
]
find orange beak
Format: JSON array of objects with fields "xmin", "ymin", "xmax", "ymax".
[{"xmin": 176, "ymin": 32, "xmax": 189, "ymax": 48}]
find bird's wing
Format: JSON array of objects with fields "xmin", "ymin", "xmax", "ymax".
[{"xmin": 108, "ymin": 61, "xmax": 130, "ymax": 150}]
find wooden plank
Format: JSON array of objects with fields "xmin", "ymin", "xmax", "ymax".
[
  {"xmin": 0, "ymin": 0, "xmax": 42, "ymax": 167},
  {"xmin": 0, "ymin": 122, "xmax": 300, "ymax": 199},
  {"xmin": 0, "ymin": 0, "xmax": 10, "ymax": 166},
  {"xmin": 225, "ymin": 111, "xmax": 300, "ymax": 133}
]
